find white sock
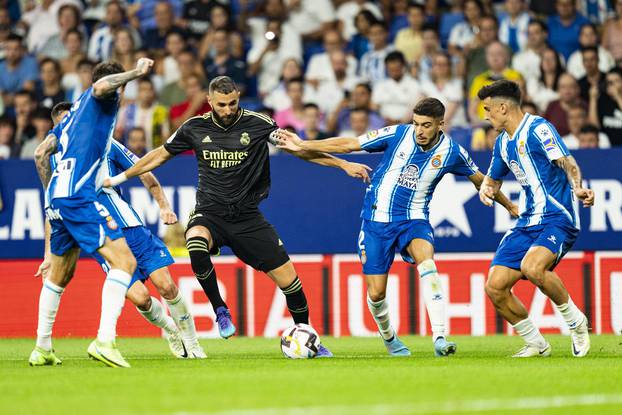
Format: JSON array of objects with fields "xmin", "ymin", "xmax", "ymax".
[
  {"xmin": 513, "ymin": 318, "xmax": 547, "ymax": 348},
  {"xmin": 418, "ymin": 259, "xmax": 446, "ymax": 341},
  {"xmin": 165, "ymin": 291, "xmax": 198, "ymax": 343},
  {"xmin": 556, "ymin": 297, "xmax": 585, "ymax": 330},
  {"xmin": 367, "ymin": 295, "xmax": 395, "ymax": 340},
  {"xmin": 97, "ymin": 269, "xmax": 131, "ymax": 343},
  {"xmin": 36, "ymin": 280, "xmax": 65, "ymax": 351},
  {"xmin": 138, "ymin": 297, "xmax": 178, "ymax": 334}
]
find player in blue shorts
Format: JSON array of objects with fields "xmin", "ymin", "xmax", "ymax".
[
  {"xmin": 28, "ymin": 58, "xmax": 153, "ymax": 368},
  {"xmin": 34, "ymin": 102, "xmax": 206, "ymax": 359},
  {"xmin": 477, "ymin": 80, "xmax": 594, "ymax": 357},
  {"xmin": 276, "ymin": 98, "xmax": 517, "ymax": 357}
]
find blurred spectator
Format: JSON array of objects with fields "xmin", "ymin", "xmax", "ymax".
[
  {"xmin": 527, "ymin": 47, "xmax": 563, "ymax": 113},
  {"xmin": 306, "ymin": 50, "xmax": 360, "ymax": 114},
  {"xmin": 448, "ymin": 0, "xmax": 484, "ymax": 56},
  {"xmin": 394, "ymin": 3, "xmax": 424, "ymax": 65},
  {"xmin": 111, "ymin": 27, "xmax": 139, "ymax": 102},
  {"xmin": 577, "ymin": 0, "xmax": 614, "ymax": 24},
  {"xmin": 415, "ymin": 24, "xmax": 442, "ymax": 82},
  {"xmin": 336, "ymin": 0, "xmax": 383, "ymax": 41},
  {"xmin": 387, "ymin": 0, "xmax": 411, "ymax": 42},
  {"xmin": 34, "ymin": 58, "xmax": 65, "ymax": 109},
  {"xmin": 158, "ymin": 31, "xmax": 186, "ymax": 85},
  {"xmin": 358, "ymin": 21, "xmax": 393, "ymax": 85},
  {"xmin": 285, "ymin": 0, "xmax": 336, "ymax": 43},
  {"xmin": 589, "ymin": 67, "xmax": 622, "ymax": 146},
  {"xmin": 203, "ymin": 29, "xmax": 247, "ymax": 95},
  {"xmin": 341, "ymin": 107, "xmax": 371, "ymax": 137},
  {"xmin": 577, "ymin": 124, "xmax": 601, "ymax": 148},
  {"xmin": 299, "ymin": 103, "xmax": 329, "ymax": 140},
  {"xmin": 116, "ymin": 78, "xmax": 170, "ymax": 150},
  {"xmin": 170, "ymin": 74, "xmax": 211, "ymax": 130},
  {"xmin": 577, "ymin": 46, "xmax": 606, "ymax": 102},
  {"xmin": 567, "ymin": 23, "xmax": 615, "ymax": 79},
  {"xmin": 547, "ymin": 0, "xmax": 590, "ymax": 61},
  {"xmin": 160, "ymin": 50, "xmax": 202, "ymax": 107},
  {"xmin": 0, "ymin": 116, "xmax": 16, "ymax": 159},
  {"xmin": 326, "ymin": 82, "xmax": 384, "ymax": 135},
  {"xmin": 13, "ymin": 90, "xmax": 35, "ymax": 149},
  {"xmin": 562, "ymin": 104, "xmax": 610, "ymax": 149},
  {"xmin": 512, "ymin": 20, "xmax": 549, "ymax": 83},
  {"xmin": 66, "ymin": 58, "xmax": 93, "ymax": 102},
  {"xmin": 181, "ymin": 0, "xmax": 228, "ymax": 42},
  {"xmin": 274, "ymin": 77, "xmax": 306, "ymax": 131},
  {"xmin": 247, "ymin": 18, "xmax": 302, "ymax": 97},
  {"xmin": 421, "ymin": 52, "xmax": 468, "ymax": 133},
  {"xmin": 305, "ymin": 29, "xmax": 357, "ymax": 89},
  {"xmin": 263, "ymin": 58, "xmax": 303, "ymax": 112},
  {"xmin": 0, "ymin": 34, "xmax": 38, "ymax": 107},
  {"xmin": 529, "ymin": 1, "xmax": 556, "ymax": 15},
  {"xmin": 471, "ymin": 124, "xmax": 498, "ymax": 151},
  {"xmin": 350, "ymin": 9, "xmax": 378, "ymax": 60},
  {"xmin": 20, "ymin": 106, "xmax": 52, "ymax": 159},
  {"xmin": 372, "ymin": 51, "xmax": 422, "ymax": 124},
  {"xmin": 465, "ymin": 15, "xmax": 502, "ymax": 91},
  {"xmin": 21, "ymin": 0, "xmax": 82, "ymax": 54},
  {"xmin": 602, "ymin": 1, "xmax": 622, "ymax": 63},
  {"xmin": 59, "ymin": 29, "xmax": 87, "ymax": 90},
  {"xmin": 129, "ymin": 0, "xmax": 183, "ymax": 32},
  {"xmin": 142, "ymin": 2, "xmax": 186, "ymax": 53},
  {"xmin": 469, "ymin": 41, "xmax": 523, "ymax": 124},
  {"xmin": 197, "ymin": 4, "xmax": 244, "ymax": 61},
  {"xmin": 39, "ymin": 4, "xmax": 85, "ymax": 60},
  {"xmin": 498, "ymin": 0, "xmax": 530, "ymax": 53},
  {"xmin": 439, "ymin": 0, "xmax": 465, "ymax": 48},
  {"xmin": 544, "ymin": 73, "xmax": 584, "ymax": 136},
  {"xmin": 88, "ymin": 1, "xmax": 142, "ymax": 63},
  {"xmin": 126, "ymin": 127, "xmax": 148, "ymax": 157},
  {"xmin": 521, "ymin": 101, "xmax": 539, "ymax": 115}
]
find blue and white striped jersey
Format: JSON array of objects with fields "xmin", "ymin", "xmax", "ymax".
[
  {"xmin": 359, "ymin": 125, "xmax": 479, "ymax": 222},
  {"xmin": 487, "ymin": 113, "xmax": 579, "ymax": 229},
  {"xmin": 46, "ymin": 87, "xmax": 119, "ymax": 202}
]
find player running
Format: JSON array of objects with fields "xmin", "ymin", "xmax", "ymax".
[
  {"xmin": 477, "ymin": 80, "xmax": 593, "ymax": 357},
  {"xmin": 104, "ymin": 76, "xmax": 371, "ymax": 357},
  {"xmin": 34, "ymin": 102, "xmax": 206, "ymax": 359},
  {"xmin": 28, "ymin": 59, "xmax": 153, "ymax": 368},
  {"xmin": 275, "ymin": 98, "xmax": 517, "ymax": 357}
]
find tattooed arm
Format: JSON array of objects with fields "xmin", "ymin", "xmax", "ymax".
[
  {"xmin": 554, "ymin": 155, "xmax": 595, "ymax": 207},
  {"xmin": 92, "ymin": 57, "xmax": 154, "ymax": 98},
  {"xmin": 34, "ymin": 134, "xmax": 58, "ymax": 188}
]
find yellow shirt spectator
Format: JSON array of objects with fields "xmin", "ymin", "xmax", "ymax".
[{"xmin": 470, "ymin": 69, "xmax": 523, "ymax": 120}]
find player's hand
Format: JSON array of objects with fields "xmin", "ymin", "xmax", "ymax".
[
  {"xmin": 274, "ymin": 129, "xmax": 304, "ymax": 152},
  {"xmin": 135, "ymin": 57, "xmax": 154, "ymax": 76},
  {"xmin": 479, "ymin": 183, "xmax": 495, "ymax": 207},
  {"xmin": 160, "ymin": 207, "xmax": 178, "ymax": 225},
  {"xmin": 509, "ymin": 203, "xmax": 519, "ymax": 218},
  {"xmin": 575, "ymin": 187, "xmax": 595, "ymax": 207},
  {"xmin": 343, "ymin": 162, "xmax": 372, "ymax": 183},
  {"xmin": 35, "ymin": 257, "xmax": 51, "ymax": 280}
]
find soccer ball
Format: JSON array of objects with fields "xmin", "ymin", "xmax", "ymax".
[{"xmin": 280, "ymin": 323, "xmax": 320, "ymax": 359}]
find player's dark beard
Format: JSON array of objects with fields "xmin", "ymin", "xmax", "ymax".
[{"xmin": 213, "ymin": 108, "xmax": 240, "ymax": 127}]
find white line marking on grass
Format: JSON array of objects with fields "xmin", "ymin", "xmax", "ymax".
[{"xmin": 175, "ymin": 394, "xmax": 622, "ymax": 415}]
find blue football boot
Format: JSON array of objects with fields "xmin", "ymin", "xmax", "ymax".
[
  {"xmin": 215, "ymin": 306, "xmax": 236, "ymax": 339},
  {"xmin": 316, "ymin": 344, "xmax": 333, "ymax": 358},
  {"xmin": 383, "ymin": 335, "xmax": 411, "ymax": 356},
  {"xmin": 434, "ymin": 336, "xmax": 457, "ymax": 357}
]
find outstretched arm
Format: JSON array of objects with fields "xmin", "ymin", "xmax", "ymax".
[
  {"xmin": 554, "ymin": 155, "xmax": 594, "ymax": 207},
  {"xmin": 34, "ymin": 134, "xmax": 58, "ymax": 188},
  {"xmin": 139, "ymin": 172, "xmax": 178, "ymax": 224},
  {"xmin": 478, "ymin": 174, "xmax": 503, "ymax": 207},
  {"xmin": 469, "ymin": 171, "xmax": 518, "ymax": 217},
  {"xmin": 104, "ymin": 146, "xmax": 174, "ymax": 187},
  {"xmin": 274, "ymin": 128, "xmax": 362, "ymax": 154},
  {"xmin": 92, "ymin": 57, "xmax": 154, "ymax": 98}
]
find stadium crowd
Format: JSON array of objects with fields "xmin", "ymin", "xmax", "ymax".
[{"xmin": 0, "ymin": 0, "xmax": 621, "ymax": 161}]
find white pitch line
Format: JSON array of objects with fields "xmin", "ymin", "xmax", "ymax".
[{"xmin": 175, "ymin": 394, "xmax": 622, "ymax": 415}]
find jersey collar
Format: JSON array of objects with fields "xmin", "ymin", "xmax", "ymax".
[
  {"xmin": 508, "ymin": 113, "xmax": 529, "ymax": 141},
  {"xmin": 211, "ymin": 109, "xmax": 243, "ymax": 131},
  {"xmin": 416, "ymin": 130, "xmax": 445, "ymax": 153}
]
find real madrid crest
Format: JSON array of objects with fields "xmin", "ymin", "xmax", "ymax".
[{"xmin": 240, "ymin": 132, "xmax": 250, "ymax": 145}]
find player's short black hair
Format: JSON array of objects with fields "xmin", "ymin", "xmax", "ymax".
[
  {"xmin": 579, "ymin": 124, "xmax": 599, "ymax": 135},
  {"xmin": 209, "ymin": 76, "xmax": 239, "ymax": 94},
  {"xmin": 477, "ymin": 80, "xmax": 522, "ymax": 104},
  {"xmin": 385, "ymin": 51, "xmax": 406, "ymax": 66},
  {"xmin": 413, "ymin": 97, "xmax": 445, "ymax": 119},
  {"xmin": 92, "ymin": 61, "xmax": 125, "ymax": 83},
  {"xmin": 52, "ymin": 102, "xmax": 72, "ymax": 120},
  {"xmin": 528, "ymin": 19, "xmax": 548, "ymax": 32},
  {"xmin": 580, "ymin": 45, "xmax": 598, "ymax": 55}
]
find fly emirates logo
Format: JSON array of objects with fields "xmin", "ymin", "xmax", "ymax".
[{"xmin": 202, "ymin": 150, "xmax": 249, "ymax": 168}]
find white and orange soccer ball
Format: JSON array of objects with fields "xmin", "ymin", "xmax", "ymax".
[{"xmin": 280, "ymin": 323, "xmax": 321, "ymax": 359}]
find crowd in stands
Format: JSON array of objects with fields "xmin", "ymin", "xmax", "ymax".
[{"xmin": 1, "ymin": 0, "xmax": 621, "ymax": 160}]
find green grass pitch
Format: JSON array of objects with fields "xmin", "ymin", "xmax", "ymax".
[{"xmin": 2, "ymin": 335, "xmax": 622, "ymax": 415}]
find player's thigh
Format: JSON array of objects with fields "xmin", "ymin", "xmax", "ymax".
[
  {"xmin": 404, "ymin": 238, "xmax": 435, "ymax": 264},
  {"xmin": 520, "ymin": 246, "xmax": 558, "ymax": 281},
  {"xmin": 486, "ymin": 265, "xmax": 523, "ymax": 295},
  {"xmin": 148, "ymin": 266, "xmax": 179, "ymax": 298},
  {"xmin": 399, "ymin": 220, "xmax": 435, "ymax": 264},
  {"xmin": 97, "ymin": 236, "xmax": 136, "ymax": 273},
  {"xmin": 123, "ymin": 226, "xmax": 175, "ymax": 288},
  {"xmin": 126, "ymin": 281, "xmax": 151, "ymax": 310},
  {"xmin": 185, "ymin": 211, "xmax": 224, "ymax": 253},
  {"xmin": 358, "ymin": 220, "xmax": 396, "ymax": 275},
  {"xmin": 490, "ymin": 227, "xmax": 535, "ymax": 272},
  {"xmin": 48, "ymin": 246, "xmax": 81, "ymax": 288},
  {"xmin": 365, "ymin": 273, "xmax": 389, "ymax": 301}
]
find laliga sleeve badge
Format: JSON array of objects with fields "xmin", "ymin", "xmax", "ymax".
[{"xmin": 106, "ymin": 216, "xmax": 118, "ymax": 230}]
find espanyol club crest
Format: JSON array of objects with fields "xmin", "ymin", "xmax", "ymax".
[
  {"xmin": 431, "ymin": 154, "xmax": 442, "ymax": 168},
  {"xmin": 240, "ymin": 132, "xmax": 251, "ymax": 145},
  {"xmin": 518, "ymin": 140, "xmax": 526, "ymax": 155}
]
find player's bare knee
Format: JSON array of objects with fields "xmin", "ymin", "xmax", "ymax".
[
  {"xmin": 127, "ymin": 283, "xmax": 151, "ymax": 311},
  {"xmin": 367, "ymin": 288, "xmax": 386, "ymax": 302},
  {"xmin": 520, "ymin": 262, "xmax": 545, "ymax": 288},
  {"xmin": 157, "ymin": 278, "xmax": 178, "ymax": 300},
  {"xmin": 484, "ymin": 280, "xmax": 506, "ymax": 303}
]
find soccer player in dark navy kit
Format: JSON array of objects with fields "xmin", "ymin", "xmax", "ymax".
[{"xmin": 105, "ymin": 76, "xmax": 371, "ymax": 357}]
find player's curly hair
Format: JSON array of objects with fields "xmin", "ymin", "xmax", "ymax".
[
  {"xmin": 477, "ymin": 80, "xmax": 522, "ymax": 104},
  {"xmin": 92, "ymin": 61, "xmax": 125, "ymax": 83},
  {"xmin": 413, "ymin": 98, "xmax": 445, "ymax": 119}
]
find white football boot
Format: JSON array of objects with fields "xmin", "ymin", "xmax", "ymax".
[
  {"xmin": 569, "ymin": 316, "xmax": 590, "ymax": 357},
  {"xmin": 512, "ymin": 342, "xmax": 551, "ymax": 358}
]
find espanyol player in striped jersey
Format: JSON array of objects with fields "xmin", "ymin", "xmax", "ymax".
[
  {"xmin": 276, "ymin": 98, "xmax": 518, "ymax": 357},
  {"xmin": 478, "ymin": 80, "xmax": 594, "ymax": 358},
  {"xmin": 29, "ymin": 59, "xmax": 153, "ymax": 368},
  {"xmin": 35, "ymin": 103, "xmax": 206, "ymax": 359}
]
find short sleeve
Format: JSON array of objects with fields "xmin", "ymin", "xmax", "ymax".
[
  {"xmin": 109, "ymin": 141, "xmax": 139, "ymax": 170},
  {"xmin": 163, "ymin": 123, "xmax": 193, "ymax": 155},
  {"xmin": 487, "ymin": 136, "xmax": 510, "ymax": 180},
  {"xmin": 532, "ymin": 120, "xmax": 569, "ymax": 161},
  {"xmin": 449, "ymin": 144, "xmax": 479, "ymax": 177},
  {"xmin": 358, "ymin": 125, "xmax": 399, "ymax": 153}
]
